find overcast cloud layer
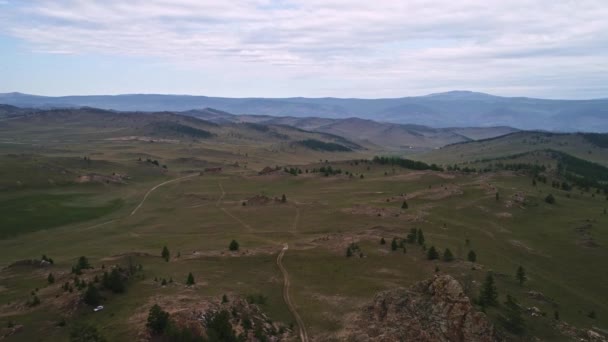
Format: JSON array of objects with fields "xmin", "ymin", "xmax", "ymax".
[{"xmin": 1, "ymin": 0, "xmax": 607, "ymax": 98}]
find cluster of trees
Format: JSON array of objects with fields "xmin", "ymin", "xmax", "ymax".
[
  {"xmin": 299, "ymin": 139, "xmax": 352, "ymax": 152},
  {"xmin": 283, "ymin": 167, "xmax": 303, "ymax": 175},
  {"xmin": 346, "ymin": 242, "xmax": 363, "ymax": 258},
  {"xmin": 71, "ymin": 256, "xmax": 92, "ymax": 275},
  {"xmin": 406, "ymin": 228, "xmax": 425, "ymax": 245},
  {"xmin": 426, "ymin": 246, "xmax": 454, "ymax": 262},
  {"xmin": 41, "ymin": 254, "xmax": 55, "ymax": 264},
  {"xmin": 474, "ymin": 266, "xmax": 532, "ymax": 335},
  {"xmin": 147, "ymin": 303, "xmax": 239, "ymax": 342},
  {"xmin": 551, "ymin": 180, "xmax": 572, "ymax": 191},
  {"xmin": 372, "ymin": 156, "xmax": 443, "ymax": 171},
  {"xmin": 309, "ymin": 165, "xmax": 343, "ymax": 176}
]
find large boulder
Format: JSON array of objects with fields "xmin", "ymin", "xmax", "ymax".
[{"xmin": 350, "ymin": 274, "xmax": 501, "ymax": 342}]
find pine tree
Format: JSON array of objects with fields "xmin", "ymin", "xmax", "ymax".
[
  {"xmin": 222, "ymin": 294, "xmax": 228, "ymax": 303},
  {"xmin": 500, "ymin": 295, "xmax": 525, "ymax": 334},
  {"xmin": 83, "ymin": 284, "xmax": 100, "ymax": 306},
  {"xmin": 443, "ymin": 248, "xmax": 454, "ymax": 262},
  {"xmin": 516, "ymin": 266, "xmax": 527, "ymax": 286},
  {"xmin": 281, "ymin": 194, "xmax": 287, "ymax": 203},
  {"xmin": 380, "ymin": 237, "xmax": 386, "ymax": 245},
  {"xmin": 407, "ymin": 228, "xmax": 417, "ymax": 244},
  {"xmin": 186, "ymin": 272, "xmax": 195, "ymax": 285},
  {"xmin": 496, "ymin": 192, "xmax": 500, "ymax": 201},
  {"xmin": 47, "ymin": 273, "xmax": 55, "ymax": 284},
  {"xmin": 417, "ymin": 229, "xmax": 425, "ymax": 245},
  {"xmin": 427, "ymin": 246, "xmax": 439, "ymax": 260},
  {"xmin": 467, "ymin": 250, "xmax": 477, "ymax": 263},
  {"xmin": 147, "ymin": 304, "xmax": 170, "ymax": 335},
  {"xmin": 346, "ymin": 247, "xmax": 353, "ymax": 257},
  {"xmin": 161, "ymin": 246, "xmax": 170, "ymax": 262},
  {"xmin": 229, "ymin": 240, "xmax": 239, "ymax": 251},
  {"xmin": 391, "ymin": 238, "xmax": 398, "ymax": 251},
  {"xmin": 401, "ymin": 200, "xmax": 408, "ymax": 209},
  {"xmin": 479, "ymin": 272, "xmax": 498, "ymax": 307}
]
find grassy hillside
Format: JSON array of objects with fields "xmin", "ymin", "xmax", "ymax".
[
  {"xmin": 0, "ymin": 109, "xmax": 607, "ymax": 341},
  {"xmin": 419, "ymin": 131, "xmax": 608, "ymax": 167}
]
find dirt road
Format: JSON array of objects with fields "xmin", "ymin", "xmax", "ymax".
[
  {"xmin": 277, "ymin": 244, "xmax": 309, "ymax": 342},
  {"xmin": 130, "ymin": 173, "xmax": 198, "ymax": 216}
]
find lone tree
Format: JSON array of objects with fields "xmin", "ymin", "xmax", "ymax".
[
  {"xmin": 401, "ymin": 200, "xmax": 408, "ymax": 209},
  {"xmin": 516, "ymin": 266, "xmax": 527, "ymax": 286},
  {"xmin": 500, "ymin": 295, "xmax": 525, "ymax": 335},
  {"xmin": 380, "ymin": 237, "xmax": 386, "ymax": 245},
  {"xmin": 478, "ymin": 272, "xmax": 498, "ymax": 307},
  {"xmin": 346, "ymin": 247, "xmax": 353, "ymax": 257},
  {"xmin": 417, "ymin": 229, "xmax": 425, "ymax": 245},
  {"xmin": 186, "ymin": 272, "xmax": 195, "ymax": 285},
  {"xmin": 427, "ymin": 246, "xmax": 439, "ymax": 260},
  {"xmin": 281, "ymin": 194, "xmax": 287, "ymax": 203},
  {"xmin": 47, "ymin": 273, "xmax": 55, "ymax": 284},
  {"xmin": 147, "ymin": 304, "xmax": 170, "ymax": 335},
  {"xmin": 229, "ymin": 240, "xmax": 239, "ymax": 251},
  {"xmin": 161, "ymin": 246, "xmax": 170, "ymax": 262},
  {"xmin": 467, "ymin": 250, "xmax": 477, "ymax": 263},
  {"xmin": 545, "ymin": 194, "xmax": 556, "ymax": 204},
  {"xmin": 391, "ymin": 238, "xmax": 398, "ymax": 251},
  {"xmin": 83, "ymin": 283, "xmax": 101, "ymax": 306},
  {"xmin": 443, "ymin": 248, "xmax": 454, "ymax": 262},
  {"xmin": 496, "ymin": 192, "xmax": 500, "ymax": 201}
]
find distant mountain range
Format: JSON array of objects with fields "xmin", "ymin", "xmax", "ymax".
[
  {"xmin": 1, "ymin": 91, "xmax": 607, "ymax": 132},
  {"xmin": 0, "ymin": 104, "xmax": 517, "ymax": 150}
]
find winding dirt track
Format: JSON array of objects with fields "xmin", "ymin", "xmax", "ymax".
[
  {"xmin": 277, "ymin": 244, "xmax": 309, "ymax": 342},
  {"xmin": 130, "ymin": 173, "xmax": 198, "ymax": 216}
]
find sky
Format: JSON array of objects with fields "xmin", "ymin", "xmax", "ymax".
[{"xmin": 0, "ymin": 0, "xmax": 607, "ymax": 99}]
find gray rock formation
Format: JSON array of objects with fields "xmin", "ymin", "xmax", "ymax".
[{"xmin": 350, "ymin": 274, "xmax": 500, "ymax": 342}]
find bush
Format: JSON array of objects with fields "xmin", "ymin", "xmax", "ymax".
[
  {"xmin": 70, "ymin": 323, "xmax": 107, "ymax": 342},
  {"xmin": 545, "ymin": 194, "xmax": 556, "ymax": 204}
]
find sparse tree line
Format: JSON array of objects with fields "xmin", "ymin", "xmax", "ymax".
[
  {"xmin": 137, "ymin": 157, "xmax": 168, "ymax": 169},
  {"xmin": 373, "ymin": 156, "xmax": 443, "ymax": 171}
]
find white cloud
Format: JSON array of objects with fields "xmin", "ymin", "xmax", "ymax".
[{"xmin": 1, "ymin": 0, "xmax": 608, "ymax": 98}]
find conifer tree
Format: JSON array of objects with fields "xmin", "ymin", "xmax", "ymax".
[
  {"xmin": 479, "ymin": 272, "xmax": 498, "ymax": 307},
  {"xmin": 516, "ymin": 266, "xmax": 527, "ymax": 286},
  {"xmin": 467, "ymin": 250, "xmax": 477, "ymax": 263},
  {"xmin": 161, "ymin": 246, "xmax": 170, "ymax": 262},
  {"xmin": 417, "ymin": 229, "xmax": 425, "ymax": 245},
  {"xmin": 186, "ymin": 272, "xmax": 195, "ymax": 286},
  {"xmin": 443, "ymin": 248, "xmax": 454, "ymax": 262},
  {"xmin": 427, "ymin": 246, "xmax": 439, "ymax": 260}
]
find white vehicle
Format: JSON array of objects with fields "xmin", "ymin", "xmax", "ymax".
[{"xmin": 93, "ymin": 305, "xmax": 104, "ymax": 312}]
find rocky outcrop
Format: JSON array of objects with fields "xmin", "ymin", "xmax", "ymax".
[{"xmin": 350, "ymin": 275, "xmax": 501, "ymax": 342}]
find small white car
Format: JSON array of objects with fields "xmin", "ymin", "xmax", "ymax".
[{"xmin": 93, "ymin": 305, "xmax": 104, "ymax": 312}]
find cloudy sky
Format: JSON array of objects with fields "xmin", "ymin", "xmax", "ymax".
[{"xmin": 0, "ymin": 0, "xmax": 607, "ymax": 98}]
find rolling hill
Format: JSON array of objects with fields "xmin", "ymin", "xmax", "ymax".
[{"xmin": 1, "ymin": 91, "xmax": 607, "ymax": 131}]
